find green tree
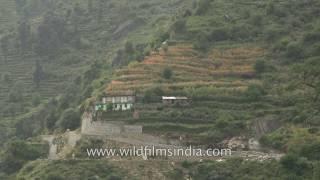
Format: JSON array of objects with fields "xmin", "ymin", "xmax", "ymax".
[
  {"xmin": 254, "ymin": 60, "xmax": 266, "ymax": 74},
  {"xmin": 286, "ymin": 42, "xmax": 304, "ymax": 60},
  {"xmin": 2, "ymin": 72, "xmax": 11, "ymax": 83},
  {"xmin": 125, "ymin": 41, "xmax": 134, "ymax": 54},
  {"xmin": 33, "ymin": 60, "xmax": 44, "ymax": 88},
  {"xmin": 292, "ymin": 57, "xmax": 320, "ymax": 125},
  {"xmin": 195, "ymin": 0, "xmax": 212, "ymax": 15},
  {"xmin": 8, "ymin": 82, "xmax": 23, "ymax": 102},
  {"xmin": 172, "ymin": 19, "xmax": 186, "ymax": 34},
  {"xmin": 35, "ymin": 12, "xmax": 66, "ymax": 56},
  {"xmin": 313, "ymin": 162, "xmax": 320, "ymax": 180},
  {"xmin": 162, "ymin": 67, "xmax": 173, "ymax": 79},
  {"xmin": 245, "ymin": 84, "xmax": 265, "ymax": 100},
  {"xmin": 2, "ymin": 140, "xmax": 44, "ymax": 173},
  {"xmin": 18, "ymin": 20, "xmax": 31, "ymax": 52},
  {"xmin": 280, "ymin": 154, "xmax": 310, "ymax": 176},
  {"xmin": 31, "ymin": 93, "xmax": 41, "ymax": 106},
  {"xmin": 193, "ymin": 32, "xmax": 210, "ymax": 51},
  {"xmin": 56, "ymin": 108, "xmax": 81, "ymax": 130}
]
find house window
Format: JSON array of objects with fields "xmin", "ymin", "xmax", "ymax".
[{"xmin": 115, "ymin": 104, "xmax": 120, "ymax": 110}]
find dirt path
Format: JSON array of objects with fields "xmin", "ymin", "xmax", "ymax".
[
  {"xmin": 42, "ymin": 135, "xmax": 58, "ymax": 160},
  {"xmin": 42, "ymin": 131, "xmax": 81, "ymax": 160}
]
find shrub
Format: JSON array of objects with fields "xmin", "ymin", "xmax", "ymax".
[
  {"xmin": 172, "ymin": 19, "xmax": 186, "ymax": 33},
  {"xmin": 46, "ymin": 173, "xmax": 64, "ymax": 180},
  {"xmin": 8, "ymin": 83, "xmax": 23, "ymax": 102},
  {"xmin": 195, "ymin": 0, "xmax": 212, "ymax": 15},
  {"xmin": 143, "ymin": 86, "xmax": 164, "ymax": 103},
  {"xmin": 280, "ymin": 154, "xmax": 310, "ymax": 175},
  {"xmin": 250, "ymin": 14, "xmax": 263, "ymax": 26},
  {"xmin": 1, "ymin": 140, "xmax": 45, "ymax": 174},
  {"xmin": 286, "ymin": 42, "xmax": 304, "ymax": 60},
  {"xmin": 56, "ymin": 108, "xmax": 81, "ymax": 130},
  {"xmin": 2, "ymin": 72, "xmax": 11, "ymax": 83},
  {"xmin": 193, "ymin": 32, "xmax": 210, "ymax": 51},
  {"xmin": 125, "ymin": 41, "xmax": 134, "ymax": 54},
  {"xmin": 303, "ymin": 31, "xmax": 320, "ymax": 44},
  {"xmin": 209, "ymin": 27, "xmax": 230, "ymax": 41},
  {"xmin": 266, "ymin": 3, "xmax": 275, "ymax": 15},
  {"xmin": 183, "ymin": 9, "xmax": 192, "ymax": 17},
  {"xmin": 162, "ymin": 67, "xmax": 173, "ymax": 79},
  {"xmin": 299, "ymin": 141, "xmax": 320, "ymax": 161},
  {"xmin": 31, "ymin": 93, "xmax": 41, "ymax": 106},
  {"xmin": 254, "ymin": 60, "xmax": 266, "ymax": 74},
  {"xmin": 230, "ymin": 24, "xmax": 254, "ymax": 40},
  {"xmin": 245, "ymin": 84, "xmax": 266, "ymax": 100},
  {"xmin": 264, "ymin": 27, "xmax": 286, "ymax": 42}
]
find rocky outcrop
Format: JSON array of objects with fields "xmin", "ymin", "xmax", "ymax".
[{"xmin": 252, "ymin": 115, "xmax": 282, "ymax": 138}]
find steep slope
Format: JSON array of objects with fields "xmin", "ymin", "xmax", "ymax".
[
  {"xmin": 0, "ymin": 0, "xmax": 192, "ymax": 143},
  {"xmin": 102, "ymin": 42, "xmax": 291, "ymax": 145},
  {"xmin": 2, "ymin": 0, "xmax": 320, "ymax": 179}
]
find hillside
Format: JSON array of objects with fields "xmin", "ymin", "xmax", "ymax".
[
  {"xmin": 1, "ymin": 0, "xmax": 320, "ymax": 179},
  {"xmin": 103, "ymin": 42, "xmax": 284, "ymax": 145},
  {"xmin": 109, "ymin": 43, "xmax": 261, "ymax": 92},
  {"xmin": 0, "ymin": 0, "xmax": 191, "ymax": 143}
]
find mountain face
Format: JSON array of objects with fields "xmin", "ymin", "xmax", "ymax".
[{"xmin": 1, "ymin": 0, "xmax": 320, "ymax": 179}]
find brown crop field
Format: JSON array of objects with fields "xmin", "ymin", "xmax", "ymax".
[{"xmin": 106, "ymin": 43, "xmax": 264, "ymax": 93}]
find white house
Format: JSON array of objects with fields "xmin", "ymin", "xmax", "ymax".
[{"xmin": 102, "ymin": 91, "xmax": 136, "ymax": 111}]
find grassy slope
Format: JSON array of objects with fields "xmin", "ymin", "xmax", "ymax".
[
  {"xmin": 3, "ymin": 0, "xmax": 320, "ymax": 179},
  {"xmin": 0, "ymin": 0, "xmax": 193, "ymax": 179},
  {"xmin": 0, "ymin": 0, "xmax": 191, "ymax": 142},
  {"xmin": 102, "ymin": 0, "xmax": 320, "ymax": 146},
  {"xmin": 105, "ymin": 42, "xmax": 280, "ymax": 143}
]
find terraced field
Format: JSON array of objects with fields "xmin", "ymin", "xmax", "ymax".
[
  {"xmin": 101, "ymin": 43, "xmax": 294, "ymax": 144},
  {"xmin": 0, "ymin": 50, "xmax": 87, "ymax": 117},
  {"xmin": 107, "ymin": 43, "xmax": 263, "ymax": 93}
]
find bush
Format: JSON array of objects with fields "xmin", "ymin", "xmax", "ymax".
[
  {"xmin": 286, "ymin": 42, "xmax": 304, "ymax": 60},
  {"xmin": 195, "ymin": 0, "xmax": 212, "ymax": 15},
  {"xmin": 2, "ymin": 73, "xmax": 11, "ymax": 83},
  {"xmin": 280, "ymin": 154, "xmax": 310, "ymax": 175},
  {"xmin": 56, "ymin": 108, "xmax": 81, "ymax": 130},
  {"xmin": 250, "ymin": 14, "xmax": 263, "ymax": 26},
  {"xmin": 245, "ymin": 84, "xmax": 266, "ymax": 100},
  {"xmin": 1, "ymin": 140, "xmax": 46, "ymax": 174},
  {"xmin": 193, "ymin": 32, "xmax": 210, "ymax": 51},
  {"xmin": 125, "ymin": 41, "xmax": 134, "ymax": 54},
  {"xmin": 162, "ymin": 67, "xmax": 173, "ymax": 79},
  {"xmin": 143, "ymin": 86, "xmax": 164, "ymax": 103},
  {"xmin": 172, "ymin": 19, "xmax": 186, "ymax": 33},
  {"xmin": 264, "ymin": 26, "xmax": 286, "ymax": 42},
  {"xmin": 8, "ymin": 83, "xmax": 23, "ymax": 102},
  {"xmin": 303, "ymin": 31, "xmax": 320, "ymax": 44},
  {"xmin": 31, "ymin": 93, "xmax": 41, "ymax": 106},
  {"xmin": 299, "ymin": 141, "xmax": 320, "ymax": 161},
  {"xmin": 254, "ymin": 60, "xmax": 266, "ymax": 74},
  {"xmin": 230, "ymin": 25, "xmax": 255, "ymax": 41},
  {"xmin": 209, "ymin": 27, "xmax": 230, "ymax": 41}
]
